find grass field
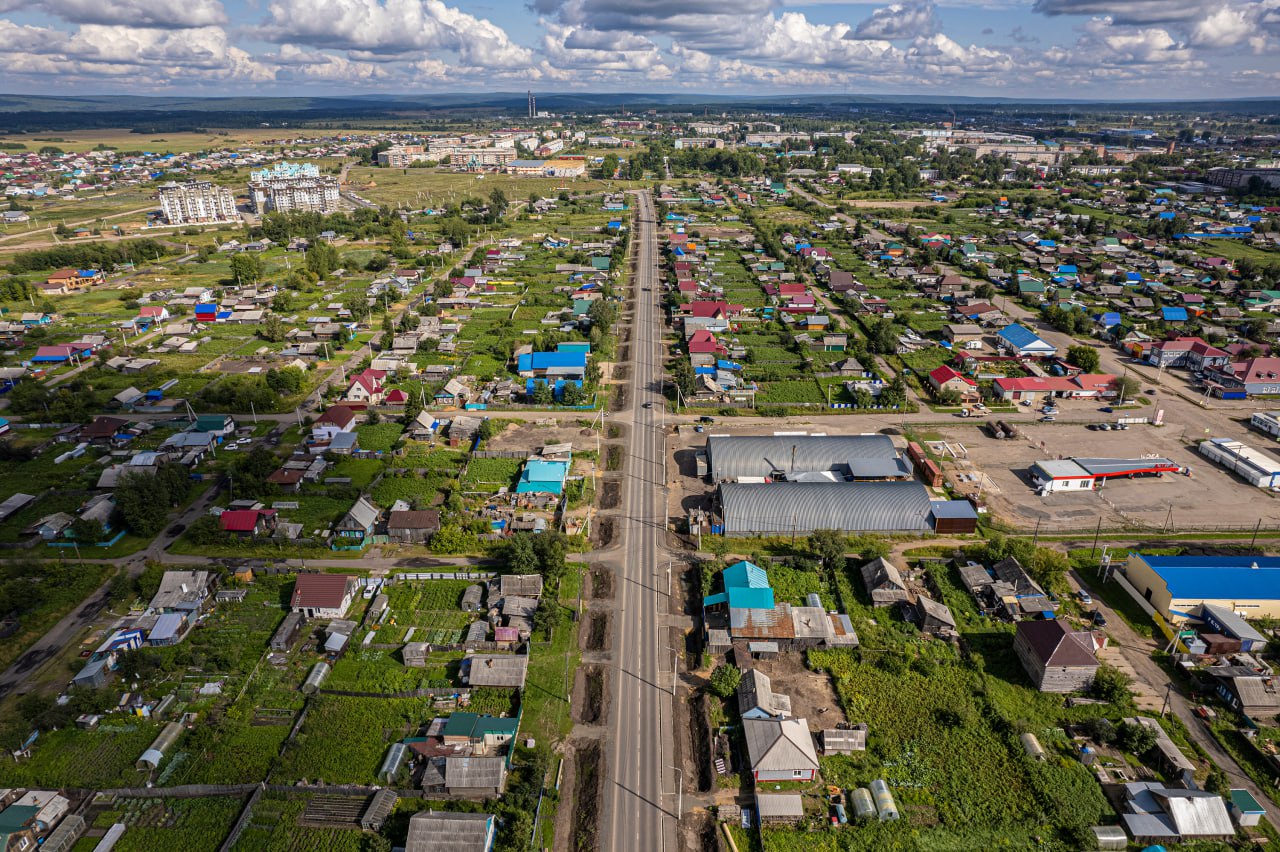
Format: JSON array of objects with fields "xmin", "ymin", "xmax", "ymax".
[
  {"xmin": 0, "ymin": 127, "xmax": 385, "ymax": 154},
  {"xmin": 347, "ymin": 167, "xmax": 631, "ymax": 207}
]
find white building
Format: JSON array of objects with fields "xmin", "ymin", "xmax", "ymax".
[
  {"xmin": 158, "ymin": 180, "xmax": 238, "ymax": 225},
  {"xmin": 249, "ymin": 175, "xmax": 340, "ymax": 214}
]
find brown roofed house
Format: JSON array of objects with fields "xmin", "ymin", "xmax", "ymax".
[
  {"xmin": 1014, "ymin": 619, "xmax": 1099, "ymax": 693},
  {"xmin": 290, "ymin": 573, "xmax": 359, "ymax": 619}
]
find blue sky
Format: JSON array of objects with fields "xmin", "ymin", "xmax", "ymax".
[{"xmin": 1, "ymin": 0, "xmax": 1278, "ymax": 98}]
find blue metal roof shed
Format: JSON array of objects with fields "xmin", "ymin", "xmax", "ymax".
[{"xmin": 1161, "ymin": 307, "xmax": 1189, "ymax": 322}]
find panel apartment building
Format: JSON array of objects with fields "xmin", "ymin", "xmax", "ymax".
[
  {"xmin": 248, "ymin": 162, "xmax": 339, "ymax": 214},
  {"xmin": 158, "ymin": 180, "xmax": 238, "ymax": 225}
]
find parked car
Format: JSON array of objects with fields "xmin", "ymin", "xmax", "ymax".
[
  {"xmin": 1090, "ymin": 609, "xmax": 1107, "ymax": 627},
  {"xmin": 1077, "ymin": 589, "xmax": 1092, "ymax": 605}
]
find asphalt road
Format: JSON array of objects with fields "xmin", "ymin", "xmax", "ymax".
[{"xmin": 604, "ymin": 189, "xmax": 678, "ymax": 851}]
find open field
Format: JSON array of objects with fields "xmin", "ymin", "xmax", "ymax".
[
  {"xmin": 0, "ymin": 127, "xmax": 387, "ymax": 154},
  {"xmin": 346, "ymin": 166, "xmax": 631, "ymax": 207}
]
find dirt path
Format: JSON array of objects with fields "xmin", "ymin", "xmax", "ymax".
[{"xmin": 1072, "ymin": 568, "xmax": 1278, "ymax": 822}]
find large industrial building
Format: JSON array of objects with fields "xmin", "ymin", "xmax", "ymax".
[
  {"xmin": 1122, "ymin": 554, "xmax": 1280, "ymax": 621},
  {"xmin": 158, "ymin": 180, "xmax": 238, "ymax": 225},
  {"xmin": 705, "ymin": 434, "xmax": 908, "ymax": 482},
  {"xmin": 717, "ymin": 482, "xmax": 976, "ymax": 536}
]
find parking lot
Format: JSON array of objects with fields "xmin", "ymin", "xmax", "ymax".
[{"xmin": 941, "ymin": 418, "xmax": 1280, "ymax": 532}]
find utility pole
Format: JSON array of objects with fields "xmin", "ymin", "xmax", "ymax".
[{"xmin": 1091, "ymin": 515, "xmax": 1102, "ymax": 557}]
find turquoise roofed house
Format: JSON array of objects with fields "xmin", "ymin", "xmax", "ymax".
[
  {"xmin": 703, "ymin": 560, "xmax": 776, "ymax": 611},
  {"xmin": 516, "ymin": 458, "xmax": 570, "ymax": 496}
]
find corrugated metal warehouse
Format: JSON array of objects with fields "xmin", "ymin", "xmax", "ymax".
[
  {"xmin": 706, "ymin": 434, "xmax": 899, "ymax": 481},
  {"xmin": 718, "ymin": 482, "xmax": 935, "ymax": 535}
]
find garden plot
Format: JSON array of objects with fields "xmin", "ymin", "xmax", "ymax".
[
  {"xmin": 378, "ymin": 579, "xmax": 479, "ymax": 644},
  {"xmin": 83, "ymin": 795, "xmax": 244, "ymax": 852},
  {"xmin": 461, "ymin": 456, "xmax": 523, "ymax": 494},
  {"xmin": 232, "ymin": 792, "xmax": 371, "ymax": 852}
]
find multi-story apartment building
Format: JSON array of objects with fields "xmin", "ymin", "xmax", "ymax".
[
  {"xmin": 158, "ymin": 180, "xmax": 238, "ymax": 225},
  {"xmin": 249, "ymin": 175, "xmax": 340, "ymax": 214},
  {"xmin": 377, "ymin": 145, "xmax": 429, "ymax": 168}
]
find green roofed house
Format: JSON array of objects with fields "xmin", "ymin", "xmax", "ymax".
[
  {"xmin": 590, "ymin": 256, "xmax": 611, "ymax": 271},
  {"xmin": 441, "ymin": 712, "xmax": 520, "ymax": 753},
  {"xmin": 0, "ymin": 804, "xmax": 40, "ymax": 852},
  {"xmin": 191, "ymin": 414, "xmax": 236, "ymax": 436},
  {"xmin": 703, "ymin": 560, "xmax": 776, "ymax": 612},
  {"xmin": 1018, "ymin": 279, "xmax": 1046, "ymax": 297}
]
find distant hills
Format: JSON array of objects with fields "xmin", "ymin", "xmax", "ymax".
[{"xmin": 0, "ymin": 92, "xmax": 1277, "ymax": 132}]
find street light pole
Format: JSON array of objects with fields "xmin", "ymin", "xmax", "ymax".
[{"xmin": 668, "ymin": 764, "xmax": 683, "ymax": 821}]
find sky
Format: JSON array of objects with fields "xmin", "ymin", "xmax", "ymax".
[{"xmin": 1, "ymin": 0, "xmax": 1279, "ymax": 99}]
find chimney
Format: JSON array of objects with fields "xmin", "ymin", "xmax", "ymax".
[{"xmin": 180, "ymin": 584, "xmax": 188, "ymax": 594}]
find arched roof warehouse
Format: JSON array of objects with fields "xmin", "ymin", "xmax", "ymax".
[
  {"xmin": 706, "ymin": 434, "xmax": 898, "ymax": 481},
  {"xmin": 719, "ymin": 481, "xmax": 934, "ymax": 536}
]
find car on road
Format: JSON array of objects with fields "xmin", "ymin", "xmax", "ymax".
[
  {"xmin": 1040, "ymin": 415, "xmax": 1056, "ymax": 423},
  {"xmin": 699, "ymin": 416, "xmax": 715, "ymax": 423},
  {"xmin": 1077, "ymin": 589, "xmax": 1092, "ymax": 605},
  {"xmin": 1090, "ymin": 609, "xmax": 1107, "ymax": 626}
]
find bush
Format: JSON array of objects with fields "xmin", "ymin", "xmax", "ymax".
[
  {"xmin": 708, "ymin": 664, "xmax": 741, "ymax": 698},
  {"xmin": 1116, "ymin": 720, "xmax": 1159, "ymax": 755}
]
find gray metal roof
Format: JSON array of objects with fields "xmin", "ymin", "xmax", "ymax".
[
  {"xmin": 1200, "ymin": 603, "xmax": 1266, "ymax": 643},
  {"xmin": 755, "ymin": 793, "xmax": 804, "ymax": 818},
  {"xmin": 1075, "ymin": 457, "xmax": 1178, "ymax": 475},
  {"xmin": 445, "ymin": 756, "xmax": 507, "ymax": 789},
  {"xmin": 743, "ymin": 717, "xmax": 820, "ymax": 773},
  {"xmin": 707, "ymin": 434, "xmax": 896, "ymax": 480},
  {"xmin": 720, "ymin": 482, "xmax": 933, "ymax": 535},
  {"xmin": 405, "ymin": 811, "xmax": 495, "ymax": 852}
]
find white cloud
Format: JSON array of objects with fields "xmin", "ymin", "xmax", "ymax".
[
  {"xmin": 1191, "ymin": 5, "xmax": 1253, "ymax": 47},
  {"xmin": 541, "ymin": 22, "xmax": 670, "ymax": 75},
  {"xmin": 0, "ymin": 22, "xmax": 273, "ymax": 84},
  {"xmin": 262, "ymin": 0, "xmax": 534, "ymax": 68},
  {"xmin": 0, "ymin": 0, "xmax": 226, "ymax": 28},
  {"xmin": 851, "ymin": 1, "xmax": 938, "ymax": 40}
]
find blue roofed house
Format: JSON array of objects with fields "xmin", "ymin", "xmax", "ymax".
[
  {"xmin": 1162, "ymin": 306, "xmax": 1189, "ymax": 323},
  {"xmin": 515, "ymin": 458, "xmax": 570, "ymax": 500},
  {"xmin": 704, "ymin": 560, "xmax": 775, "ymax": 612},
  {"xmin": 996, "ymin": 323, "xmax": 1057, "ymax": 358},
  {"xmin": 516, "ymin": 351, "xmax": 587, "ymax": 381},
  {"xmin": 1122, "ymin": 553, "xmax": 1280, "ymax": 622}
]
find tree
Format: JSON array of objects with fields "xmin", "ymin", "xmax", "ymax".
[
  {"xmin": 808, "ymin": 529, "xmax": 846, "ymax": 570},
  {"xmin": 1091, "ymin": 664, "xmax": 1132, "ymax": 705},
  {"xmin": 599, "ymin": 153, "xmax": 619, "ymax": 179},
  {"xmin": 260, "ymin": 314, "xmax": 287, "ymax": 342},
  {"xmin": 228, "ymin": 253, "xmax": 263, "ymax": 286},
  {"xmin": 708, "ymin": 664, "xmax": 741, "ymax": 698},
  {"xmin": 305, "ymin": 242, "xmax": 339, "ymax": 279},
  {"xmin": 1114, "ymin": 375, "xmax": 1141, "ymax": 404},
  {"xmin": 113, "ymin": 467, "xmax": 190, "ymax": 536},
  {"xmin": 1066, "ymin": 345, "xmax": 1100, "ymax": 373},
  {"xmin": 69, "ymin": 517, "xmax": 107, "ymax": 544},
  {"xmin": 506, "ymin": 534, "xmax": 540, "ymax": 574},
  {"xmin": 1116, "ymin": 720, "xmax": 1159, "ymax": 755},
  {"xmin": 487, "ymin": 188, "xmax": 508, "ymax": 218}
]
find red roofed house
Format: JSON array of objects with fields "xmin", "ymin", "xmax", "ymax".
[
  {"xmin": 343, "ymin": 373, "xmax": 384, "ymax": 406},
  {"xmin": 687, "ymin": 329, "xmax": 727, "ymax": 359},
  {"xmin": 1144, "ymin": 336, "xmax": 1230, "ymax": 371},
  {"xmin": 927, "ymin": 365, "xmax": 980, "ymax": 403},
  {"xmin": 1212, "ymin": 357, "xmax": 1280, "ymax": 396},
  {"xmin": 777, "ymin": 282, "xmax": 807, "ymax": 300},
  {"xmin": 992, "ymin": 374, "xmax": 1118, "ymax": 402},
  {"xmin": 312, "ymin": 405, "xmax": 358, "ymax": 443},
  {"xmin": 290, "ymin": 573, "xmax": 360, "ymax": 619},
  {"xmin": 384, "ymin": 388, "xmax": 408, "ymax": 406},
  {"xmin": 684, "ymin": 300, "xmax": 744, "ymax": 320},
  {"xmin": 219, "ymin": 508, "xmax": 278, "ymax": 537}
]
